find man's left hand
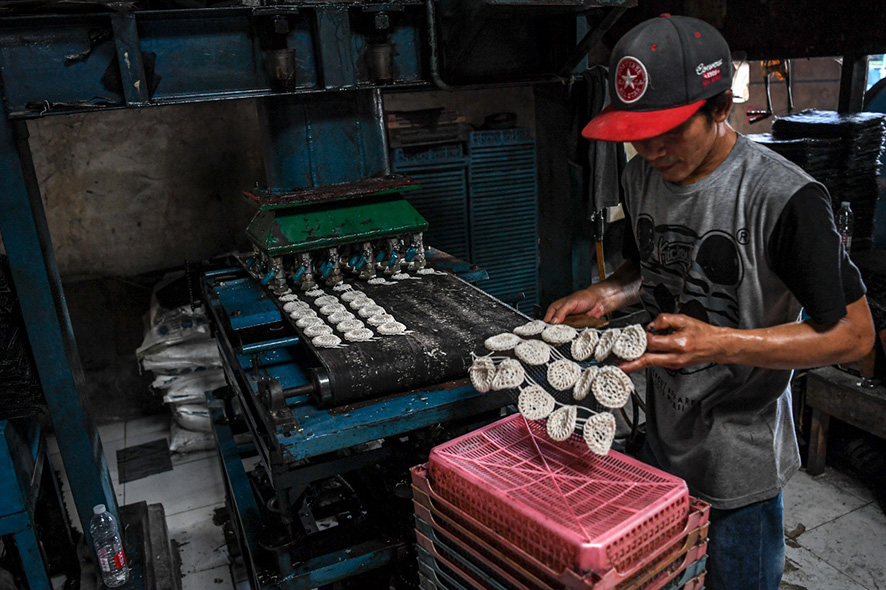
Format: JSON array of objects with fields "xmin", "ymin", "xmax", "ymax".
[{"xmin": 619, "ymin": 313, "xmax": 725, "ymax": 373}]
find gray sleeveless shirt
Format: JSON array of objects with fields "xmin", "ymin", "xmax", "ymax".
[{"xmin": 623, "ymin": 134, "xmax": 811, "ymax": 509}]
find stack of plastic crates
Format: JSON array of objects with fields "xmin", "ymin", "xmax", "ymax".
[{"xmin": 411, "ymin": 414, "xmax": 709, "ymax": 590}]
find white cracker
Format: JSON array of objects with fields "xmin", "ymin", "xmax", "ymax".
[
  {"xmin": 584, "ymin": 412, "xmax": 616, "ymax": 455},
  {"xmin": 514, "ymin": 339, "xmax": 551, "ymax": 366},
  {"xmin": 612, "ymin": 324, "xmax": 647, "ymax": 361},
  {"xmin": 546, "ymin": 405, "xmax": 578, "ymax": 442},
  {"xmin": 591, "ymin": 365, "xmax": 633, "ymax": 409},
  {"xmin": 571, "ymin": 329, "xmax": 600, "ymax": 362},
  {"xmin": 289, "ymin": 307, "xmax": 316, "ymax": 320},
  {"xmin": 573, "ymin": 366, "xmax": 599, "ymax": 401},
  {"xmin": 349, "ymin": 297, "xmax": 375, "ymax": 310},
  {"xmin": 491, "ymin": 359, "xmax": 525, "ymax": 390},
  {"xmin": 319, "ymin": 303, "xmax": 346, "ymax": 316},
  {"xmin": 547, "ymin": 359, "xmax": 581, "ymax": 391},
  {"xmin": 283, "ymin": 300, "xmax": 310, "ymax": 313},
  {"xmin": 541, "ymin": 324, "xmax": 578, "ymax": 345},
  {"xmin": 469, "ymin": 357, "xmax": 496, "ymax": 393},
  {"xmin": 517, "ymin": 386, "xmax": 556, "ymax": 420},
  {"xmin": 484, "ymin": 333, "xmax": 522, "ymax": 352},
  {"xmin": 594, "ymin": 328, "xmax": 621, "ymax": 362},
  {"xmin": 513, "ymin": 320, "xmax": 547, "ymax": 337}
]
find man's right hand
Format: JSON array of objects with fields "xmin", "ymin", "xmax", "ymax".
[{"xmin": 543, "ymin": 286, "xmax": 608, "ymax": 324}]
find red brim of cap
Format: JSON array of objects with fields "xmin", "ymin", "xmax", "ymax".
[{"xmin": 581, "ymin": 100, "xmax": 705, "ymax": 142}]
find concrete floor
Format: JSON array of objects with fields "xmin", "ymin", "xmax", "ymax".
[{"xmin": 48, "ymin": 417, "xmax": 885, "ymax": 590}]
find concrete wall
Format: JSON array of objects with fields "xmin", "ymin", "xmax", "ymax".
[
  {"xmin": 22, "ymin": 99, "xmax": 265, "ymax": 280},
  {"xmin": 4, "ymin": 88, "xmax": 534, "ymax": 281}
]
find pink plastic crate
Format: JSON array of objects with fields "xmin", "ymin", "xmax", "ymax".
[
  {"xmin": 427, "ymin": 414, "xmax": 690, "ymax": 575},
  {"xmin": 412, "ymin": 465, "xmax": 710, "ymax": 590}
]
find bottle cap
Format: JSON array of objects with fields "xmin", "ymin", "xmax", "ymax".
[
  {"xmin": 841, "ymin": 201, "xmax": 850, "ymax": 207},
  {"xmin": 93, "ymin": 504, "xmax": 107, "ymax": 515}
]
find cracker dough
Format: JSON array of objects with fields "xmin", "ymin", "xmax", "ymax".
[
  {"xmin": 328, "ymin": 310, "xmax": 356, "ymax": 324},
  {"xmin": 377, "ymin": 321, "xmax": 407, "ymax": 335},
  {"xmin": 344, "ymin": 328, "xmax": 375, "ymax": 342},
  {"xmin": 312, "ymin": 334, "xmax": 342, "ymax": 348},
  {"xmin": 367, "ymin": 313, "xmax": 396, "ymax": 326},
  {"xmin": 336, "ymin": 319, "xmax": 365, "ymax": 332},
  {"xmin": 304, "ymin": 324, "xmax": 333, "ymax": 337}
]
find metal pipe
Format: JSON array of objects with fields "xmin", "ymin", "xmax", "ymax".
[
  {"xmin": 372, "ymin": 88, "xmax": 392, "ymax": 176},
  {"xmin": 425, "ymin": 0, "xmax": 453, "ymax": 91}
]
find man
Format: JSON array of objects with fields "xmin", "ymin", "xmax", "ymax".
[{"xmin": 544, "ymin": 14, "xmax": 875, "ymax": 590}]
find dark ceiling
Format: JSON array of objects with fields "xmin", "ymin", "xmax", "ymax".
[{"xmin": 602, "ymin": 0, "xmax": 886, "ymax": 60}]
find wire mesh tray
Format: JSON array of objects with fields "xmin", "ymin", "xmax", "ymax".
[
  {"xmin": 412, "ymin": 464, "xmax": 709, "ymax": 590},
  {"xmin": 426, "ymin": 414, "xmax": 690, "ymax": 574}
]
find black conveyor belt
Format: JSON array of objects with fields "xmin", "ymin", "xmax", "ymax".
[{"xmin": 305, "ymin": 273, "xmax": 528, "ymax": 407}]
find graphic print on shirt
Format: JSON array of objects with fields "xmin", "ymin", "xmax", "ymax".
[{"xmin": 636, "ymin": 213, "xmax": 744, "ymax": 375}]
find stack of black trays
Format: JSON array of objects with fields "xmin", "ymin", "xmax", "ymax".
[{"xmin": 750, "ymin": 109, "xmax": 886, "ymax": 252}]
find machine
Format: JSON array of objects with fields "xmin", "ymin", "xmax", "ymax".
[{"xmin": 0, "ymin": 0, "xmax": 635, "ymax": 587}]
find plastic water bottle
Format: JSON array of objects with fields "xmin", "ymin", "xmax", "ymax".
[
  {"xmin": 837, "ymin": 201, "xmax": 854, "ymax": 252},
  {"xmin": 90, "ymin": 504, "xmax": 129, "ymax": 587}
]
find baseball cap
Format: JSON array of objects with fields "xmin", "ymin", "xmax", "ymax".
[{"xmin": 582, "ymin": 14, "xmax": 733, "ymax": 142}]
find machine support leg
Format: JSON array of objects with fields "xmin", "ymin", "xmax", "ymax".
[
  {"xmin": 15, "ymin": 524, "xmax": 52, "ymax": 590},
  {"xmin": 0, "ymin": 103, "xmax": 119, "ymax": 547}
]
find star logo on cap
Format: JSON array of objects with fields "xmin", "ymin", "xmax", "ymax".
[{"xmin": 615, "ymin": 57, "xmax": 648, "ymax": 104}]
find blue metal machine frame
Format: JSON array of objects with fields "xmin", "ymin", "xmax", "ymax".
[
  {"xmin": 203, "ymin": 262, "xmax": 512, "ymax": 589},
  {"xmin": 0, "ymin": 419, "xmax": 79, "ymax": 589}
]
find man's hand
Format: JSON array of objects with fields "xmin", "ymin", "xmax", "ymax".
[
  {"xmin": 543, "ymin": 260, "xmax": 643, "ymax": 325},
  {"xmin": 619, "ymin": 313, "xmax": 725, "ymax": 373},
  {"xmin": 543, "ymin": 286, "xmax": 608, "ymax": 324}
]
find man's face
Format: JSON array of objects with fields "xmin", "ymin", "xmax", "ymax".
[{"xmin": 630, "ymin": 112, "xmax": 719, "ymax": 185}]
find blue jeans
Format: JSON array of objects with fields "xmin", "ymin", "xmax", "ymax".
[
  {"xmin": 706, "ymin": 492, "xmax": 785, "ymax": 590},
  {"xmin": 641, "ymin": 443, "xmax": 785, "ymax": 590}
]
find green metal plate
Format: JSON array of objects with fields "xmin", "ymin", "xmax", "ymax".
[{"xmin": 246, "ymin": 197, "xmax": 428, "ymax": 256}]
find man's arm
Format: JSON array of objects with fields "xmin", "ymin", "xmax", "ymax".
[
  {"xmin": 620, "ymin": 295, "xmax": 875, "ymax": 372},
  {"xmin": 543, "ymin": 260, "xmax": 642, "ymax": 324}
]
